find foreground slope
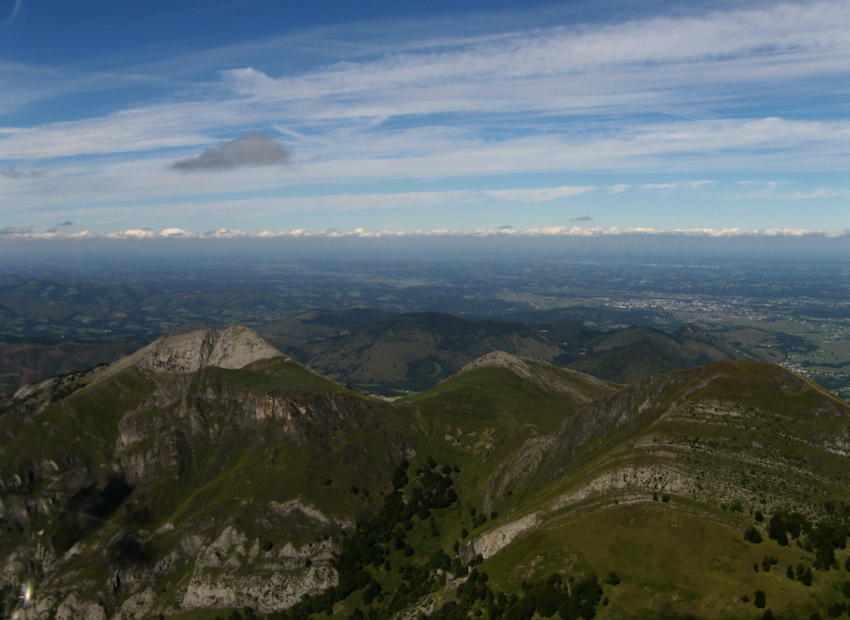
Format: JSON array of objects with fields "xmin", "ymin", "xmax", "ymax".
[
  {"xmin": 3, "ymin": 328, "xmax": 850, "ymax": 619},
  {"xmin": 0, "ymin": 327, "xmax": 413, "ymax": 618},
  {"xmin": 471, "ymin": 361, "xmax": 850, "ymax": 618}
]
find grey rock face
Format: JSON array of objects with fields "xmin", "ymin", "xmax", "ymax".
[{"xmin": 102, "ymin": 325, "xmax": 286, "ymax": 379}]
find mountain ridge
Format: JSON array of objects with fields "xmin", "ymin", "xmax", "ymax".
[{"xmin": 3, "ymin": 327, "xmax": 850, "ymax": 619}]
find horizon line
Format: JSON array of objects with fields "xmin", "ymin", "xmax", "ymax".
[{"xmin": 2, "ymin": 226, "xmax": 850, "ymax": 241}]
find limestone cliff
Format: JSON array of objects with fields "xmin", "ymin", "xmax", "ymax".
[{"xmin": 101, "ymin": 324, "xmax": 286, "ymax": 378}]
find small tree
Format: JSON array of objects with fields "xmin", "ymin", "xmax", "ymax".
[{"xmin": 754, "ymin": 590, "xmax": 766, "ymax": 609}]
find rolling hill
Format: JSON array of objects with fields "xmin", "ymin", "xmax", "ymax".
[{"xmin": 286, "ymin": 312, "xmax": 747, "ymax": 394}]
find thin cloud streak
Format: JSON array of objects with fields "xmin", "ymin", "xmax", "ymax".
[
  {"xmin": 483, "ymin": 186, "xmax": 594, "ymax": 202},
  {"xmin": 1, "ymin": 0, "xmax": 23, "ymax": 28},
  {"xmin": 1, "ymin": 1, "xmax": 849, "ymax": 233},
  {"xmin": 4, "ymin": 2, "xmax": 850, "ymax": 161}
]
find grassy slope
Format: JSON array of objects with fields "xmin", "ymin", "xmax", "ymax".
[
  {"xmin": 8, "ymin": 346, "xmax": 850, "ymax": 619},
  {"xmin": 473, "ymin": 361, "xmax": 850, "ymax": 618}
]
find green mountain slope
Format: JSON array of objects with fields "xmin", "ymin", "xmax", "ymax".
[
  {"xmin": 295, "ymin": 312, "xmax": 743, "ymax": 394},
  {"xmin": 298, "ymin": 312, "xmax": 587, "ymax": 394},
  {"xmin": 478, "ymin": 361, "xmax": 850, "ymax": 618},
  {"xmin": 257, "ymin": 308, "xmax": 392, "ymax": 350},
  {"xmin": 565, "ymin": 324, "xmax": 747, "ymax": 384},
  {"xmin": 3, "ymin": 327, "xmax": 850, "ymax": 619}
]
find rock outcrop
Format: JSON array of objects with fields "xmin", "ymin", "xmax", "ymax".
[{"xmin": 102, "ymin": 324, "xmax": 286, "ymax": 378}]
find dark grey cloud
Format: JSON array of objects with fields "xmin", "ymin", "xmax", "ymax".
[
  {"xmin": 0, "ymin": 226, "xmax": 33, "ymax": 235},
  {"xmin": 56, "ymin": 220, "xmax": 75, "ymax": 227},
  {"xmin": 171, "ymin": 131, "xmax": 290, "ymax": 173},
  {"xmin": 498, "ymin": 225, "xmax": 513, "ymax": 230},
  {"xmin": 1, "ymin": 166, "xmax": 45, "ymax": 179},
  {"xmin": 570, "ymin": 215, "xmax": 592, "ymax": 222}
]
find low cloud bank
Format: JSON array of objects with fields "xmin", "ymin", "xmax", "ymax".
[{"xmin": 3, "ymin": 226, "xmax": 850, "ymax": 241}]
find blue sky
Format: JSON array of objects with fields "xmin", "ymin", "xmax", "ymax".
[{"xmin": 1, "ymin": 0, "xmax": 849, "ymax": 239}]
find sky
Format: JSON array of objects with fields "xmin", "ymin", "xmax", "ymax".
[{"xmin": 1, "ymin": 0, "xmax": 849, "ymax": 240}]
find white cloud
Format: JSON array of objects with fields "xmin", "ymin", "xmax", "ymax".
[
  {"xmin": 223, "ymin": 1, "xmax": 850, "ymax": 115},
  {"xmin": 483, "ymin": 186, "xmax": 594, "ymax": 202},
  {"xmin": 1, "ymin": 1, "xmax": 849, "ymax": 233},
  {"xmin": 5, "ymin": 1, "xmax": 850, "ymax": 164},
  {"xmin": 734, "ymin": 181, "xmax": 850, "ymax": 200},
  {"xmin": 641, "ymin": 180, "xmax": 716, "ymax": 191},
  {"xmin": 5, "ymin": 226, "xmax": 848, "ymax": 241}
]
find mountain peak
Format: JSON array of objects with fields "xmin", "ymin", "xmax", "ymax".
[
  {"xmin": 456, "ymin": 350, "xmax": 616, "ymax": 402},
  {"xmin": 104, "ymin": 324, "xmax": 286, "ymax": 378},
  {"xmin": 459, "ymin": 350, "xmax": 535, "ymax": 379}
]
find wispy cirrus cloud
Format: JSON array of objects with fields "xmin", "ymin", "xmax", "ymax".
[
  {"xmin": 735, "ymin": 181, "xmax": 850, "ymax": 200},
  {"xmin": 1, "ymin": 1, "xmax": 849, "ymax": 233},
  {"xmin": 641, "ymin": 180, "xmax": 716, "ymax": 192},
  {"xmin": 1, "ymin": 0, "xmax": 23, "ymax": 29},
  {"xmin": 223, "ymin": 1, "xmax": 850, "ymax": 119},
  {"xmin": 483, "ymin": 186, "xmax": 594, "ymax": 202}
]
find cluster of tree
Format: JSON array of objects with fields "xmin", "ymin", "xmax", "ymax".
[
  {"xmin": 786, "ymin": 562, "xmax": 813, "ymax": 586},
  {"xmin": 430, "ymin": 570, "xmax": 613, "ymax": 620},
  {"xmin": 768, "ymin": 508, "xmax": 850, "ymax": 570},
  {"xmin": 262, "ymin": 457, "xmax": 462, "ymax": 619},
  {"xmin": 740, "ymin": 502, "xmax": 850, "ymax": 617},
  {"xmin": 745, "ymin": 504, "xmax": 850, "ymax": 571},
  {"xmin": 217, "ymin": 456, "xmax": 616, "ymax": 620}
]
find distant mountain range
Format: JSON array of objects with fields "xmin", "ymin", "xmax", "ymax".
[
  {"xmin": 0, "ymin": 307, "xmax": 746, "ymax": 398},
  {"xmin": 258, "ymin": 310, "xmax": 748, "ymax": 394},
  {"xmin": 2, "ymin": 325, "xmax": 850, "ymax": 619}
]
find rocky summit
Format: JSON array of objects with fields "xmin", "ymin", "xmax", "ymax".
[{"xmin": 2, "ymin": 326, "xmax": 850, "ymax": 619}]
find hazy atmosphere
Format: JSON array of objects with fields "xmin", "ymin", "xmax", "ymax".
[{"xmin": 1, "ymin": 0, "xmax": 849, "ymax": 240}]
